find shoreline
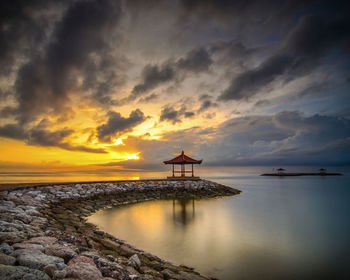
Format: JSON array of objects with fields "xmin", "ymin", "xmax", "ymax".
[{"xmin": 0, "ymin": 179, "xmax": 240, "ymax": 280}]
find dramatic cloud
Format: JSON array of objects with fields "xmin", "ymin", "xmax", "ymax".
[
  {"xmin": 160, "ymin": 105, "xmax": 195, "ymax": 124},
  {"xmin": 200, "ymin": 111, "xmax": 350, "ymax": 165},
  {"xmin": 97, "ymin": 109, "xmax": 146, "ymax": 142},
  {"xmin": 131, "ymin": 47, "xmax": 213, "ymax": 98},
  {"xmin": 132, "ymin": 64, "xmax": 176, "ymax": 96},
  {"xmin": 8, "ymin": 0, "xmax": 122, "ymax": 123},
  {"xmin": 218, "ymin": 15, "xmax": 350, "ymax": 101},
  {"xmin": 197, "ymin": 95, "xmax": 218, "ymax": 113},
  {"xmin": 0, "ymin": 123, "xmax": 106, "ymax": 153}
]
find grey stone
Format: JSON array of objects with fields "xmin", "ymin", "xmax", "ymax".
[
  {"xmin": 44, "ymin": 243, "xmax": 76, "ymax": 262},
  {"xmin": 68, "ymin": 255, "xmax": 95, "ymax": 266},
  {"xmin": 0, "ymin": 264, "xmax": 51, "ymax": 280},
  {"xmin": 56, "ymin": 262, "xmax": 67, "ymax": 270},
  {"xmin": 13, "ymin": 242, "xmax": 44, "ymax": 251},
  {"xmin": 65, "ymin": 262, "xmax": 102, "ymax": 280},
  {"xmin": 17, "ymin": 251, "xmax": 64, "ymax": 270},
  {"xmin": 0, "ymin": 243, "xmax": 14, "ymax": 254},
  {"xmin": 27, "ymin": 236, "xmax": 57, "ymax": 245},
  {"xmin": 0, "ymin": 252, "xmax": 16, "ymax": 265},
  {"xmin": 53, "ymin": 269, "xmax": 67, "ymax": 279},
  {"xmin": 0, "ymin": 231, "xmax": 26, "ymax": 243},
  {"xmin": 43, "ymin": 263, "xmax": 58, "ymax": 278},
  {"xmin": 128, "ymin": 254, "xmax": 141, "ymax": 271},
  {"xmin": 1, "ymin": 201, "xmax": 15, "ymax": 208}
]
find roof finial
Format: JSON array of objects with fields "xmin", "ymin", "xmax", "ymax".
[{"xmin": 181, "ymin": 150, "xmax": 184, "ymax": 155}]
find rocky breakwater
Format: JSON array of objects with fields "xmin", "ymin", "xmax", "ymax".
[{"xmin": 0, "ymin": 179, "xmax": 240, "ymax": 280}]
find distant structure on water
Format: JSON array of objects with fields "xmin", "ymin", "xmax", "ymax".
[
  {"xmin": 164, "ymin": 151, "xmax": 202, "ymax": 180},
  {"xmin": 319, "ymin": 168, "xmax": 326, "ymax": 174},
  {"xmin": 262, "ymin": 167, "xmax": 342, "ymax": 176},
  {"xmin": 277, "ymin": 168, "xmax": 285, "ymax": 175}
]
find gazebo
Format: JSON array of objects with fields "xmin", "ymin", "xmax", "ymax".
[
  {"xmin": 163, "ymin": 151, "xmax": 202, "ymax": 180},
  {"xmin": 319, "ymin": 168, "xmax": 327, "ymax": 174},
  {"xmin": 277, "ymin": 168, "xmax": 285, "ymax": 175}
]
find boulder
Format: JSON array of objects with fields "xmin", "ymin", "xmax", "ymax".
[
  {"xmin": 0, "ymin": 243, "xmax": 14, "ymax": 254},
  {"xmin": 0, "ymin": 231, "xmax": 26, "ymax": 244},
  {"xmin": 44, "ymin": 243, "xmax": 76, "ymax": 262},
  {"xmin": 13, "ymin": 242, "xmax": 45, "ymax": 251},
  {"xmin": 43, "ymin": 263, "xmax": 58, "ymax": 278},
  {"xmin": 17, "ymin": 251, "xmax": 64, "ymax": 270},
  {"xmin": 0, "ymin": 264, "xmax": 51, "ymax": 280},
  {"xmin": 68, "ymin": 255, "xmax": 95, "ymax": 266},
  {"xmin": 27, "ymin": 236, "xmax": 57, "ymax": 245},
  {"xmin": 128, "ymin": 254, "xmax": 141, "ymax": 271},
  {"xmin": 65, "ymin": 262, "xmax": 102, "ymax": 280},
  {"xmin": 0, "ymin": 252, "xmax": 16, "ymax": 265}
]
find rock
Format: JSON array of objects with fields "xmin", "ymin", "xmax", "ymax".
[
  {"xmin": 0, "ymin": 231, "xmax": 26, "ymax": 243},
  {"xmin": 99, "ymin": 266, "xmax": 128, "ymax": 279},
  {"xmin": 0, "ymin": 220, "xmax": 24, "ymax": 232},
  {"xmin": 11, "ymin": 248, "xmax": 43, "ymax": 257},
  {"xmin": 27, "ymin": 236, "xmax": 57, "ymax": 245},
  {"xmin": 162, "ymin": 268, "xmax": 180, "ymax": 280},
  {"xmin": 0, "ymin": 252, "xmax": 16, "ymax": 265},
  {"xmin": 65, "ymin": 262, "xmax": 102, "ymax": 280},
  {"xmin": 13, "ymin": 242, "xmax": 45, "ymax": 251},
  {"xmin": 43, "ymin": 263, "xmax": 58, "ymax": 278},
  {"xmin": 44, "ymin": 243, "xmax": 76, "ymax": 262},
  {"xmin": 0, "ymin": 243, "xmax": 14, "ymax": 254},
  {"xmin": 14, "ymin": 213, "xmax": 33, "ymax": 224},
  {"xmin": 17, "ymin": 251, "xmax": 64, "ymax": 270},
  {"xmin": 56, "ymin": 262, "xmax": 67, "ymax": 270},
  {"xmin": 128, "ymin": 254, "xmax": 141, "ymax": 271},
  {"xmin": 0, "ymin": 264, "xmax": 51, "ymax": 280},
  {"xmin": 68, "ymin": 255, "xmax": 95, "ymax": 266},
  {"xmin": 25, "ymin": 209, "xmax": 41, "ymax": 216},
  {"xmin": 53, "ymin": 269, "xmax": 67, "ymax": 279}
]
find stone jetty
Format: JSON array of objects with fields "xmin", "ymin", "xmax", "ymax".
[{"xmin": 0, "ymin": 179, "xmax": 240, "ymax": 280}]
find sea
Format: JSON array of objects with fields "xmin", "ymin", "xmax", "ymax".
[
  {"xmin": 87, "ymin": 168, "xmax": 350, "ymax": 280},
  {"xmin": 2, "ymin": 167, "xmax": 350, "ymax": 279}
]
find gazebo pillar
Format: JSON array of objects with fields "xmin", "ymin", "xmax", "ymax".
[{"xmin": 172, "ymin": 164, "xmax": 174, "ymax": 177}]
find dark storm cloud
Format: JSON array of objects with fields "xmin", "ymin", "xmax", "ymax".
[
  {"xmin": 218, "ymin": 15, "xmax": 350, "ymax": 101},
  {"xmin": 200, "ymin": 111, "xmax": 350, "ymax": 166},
  {"xmin": 0, "ymin": 0, "xmax": 54, "ymax": 75},
  {"xmin": 159, "ymin": 105, "xmax": 195, "ymax": 124},
  {"xmin": 132, "ymin": 64, "xmax": 176, "ymax": 96},
  {"xmin": 131, "ymin": 47, "xmax": 213, "ymax": 97},
  {"xmin": 0, "ymin": 123, "xmax": 106, "ymax": 153},
  {"xmin": 197, "ymin": 95, "xmax": 217, "ymax": 113},
  {"xmin": 176, "ymin": 47, "xmax": 212, "ymax": 72},
  {"xmin": 6, "ymin": 0, "xmax": 122, "ymax": 123},
  {"xmin": 0, "ymin": 124, "xmax": 27, "ymax": 140},
  {"xmin": 138, "ymin": 93, "xmax": 159, "ymax": 103},
  {"xmin": 97, "ymin": 109, "xmax": 146, "ymax": 142}
]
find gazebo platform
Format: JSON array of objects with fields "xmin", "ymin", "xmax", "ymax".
[{"xmin": 167, "ymin": 176, "xmax": 200, "ymax": 180}]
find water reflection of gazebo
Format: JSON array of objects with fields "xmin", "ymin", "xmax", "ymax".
[
  {"xmin": 172, "ymin": 199, "xmax": 195, "ymax": 226},
  {"xmin": 163, "ymin": 151, "xmax": 202, "ymax": 180}
]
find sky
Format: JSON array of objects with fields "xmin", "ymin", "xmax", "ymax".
[{"xmin": 0, "ymin": 0, "xmax": 349, "ymax": 174}]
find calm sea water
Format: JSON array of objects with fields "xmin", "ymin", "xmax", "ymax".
[{"xmin": 88, "ymin": 173, "xmax": 350, "ymax": 280}]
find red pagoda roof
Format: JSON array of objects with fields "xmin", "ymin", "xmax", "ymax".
[{"xmin": 163, "ymin": 151, "xmax": 202, "ymax": 164}]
